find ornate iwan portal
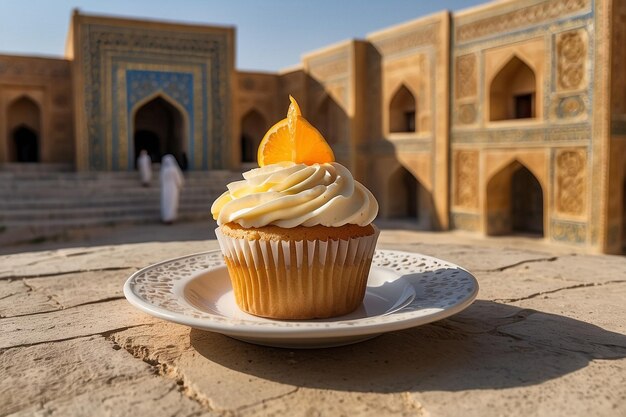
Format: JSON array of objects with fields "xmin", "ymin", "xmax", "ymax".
[{"xmin": 69, "ymin": 12, "xmax": 234, "ymax": 171}]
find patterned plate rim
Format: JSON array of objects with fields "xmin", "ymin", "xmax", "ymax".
[{"xmin": 123, "ymin": 249, "xmax": 479, "ymax": 338}]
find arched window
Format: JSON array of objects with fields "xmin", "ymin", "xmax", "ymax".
[
  {"xmin": 389, "ymin": 85, "xmax": 417, "ymax": 133},
  {"xmin": 240, "ymin": 109, "xmax": 267, "ymax": 163},
  {"xmin": 134, "ymin": 96, "xmax": 185, "ymax": 167},
  {"xmin": 489, "ymin": 56, "xmax": 537, "ymax": 121},
  {"xmin": 7, "ymin": 96, "xmax": 41, "ymax": 162},
  {"xmin": 486, "ymin": 161, "xmax": 543, "ymax": 236}
]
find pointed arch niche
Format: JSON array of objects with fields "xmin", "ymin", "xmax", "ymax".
[
  {"xmin": 7, "ymin": 96, "xmax": 41, "ymax": 162},
  {"xmin": 314, "ymin": 95, "xmax": 344, "ymax": 145},
  {"xmin": 132, "ymin": 94, "xmax": 187, "ymax": 167},
  {"xmin": 389, "ymin": 84, "xmax": 417, "ymax": 133},
  {"xmin": 486, "ymin": 161, "xmax": 544, "ymax": 236},
  {"xmin": 489, "ymin": 55, "xmax": 537, "ymax": 121},
  {"xmin": 240, "ymin": 109, "xmax": 267, "ymax": 163},
  {"xmin": 386, "ymin": 165, "xmax": 433, "ymax": 229}
]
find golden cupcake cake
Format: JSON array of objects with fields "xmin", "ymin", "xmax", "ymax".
[{"xmin": 211, "ymin": 96, "xmax": 379, "ymax": 319}]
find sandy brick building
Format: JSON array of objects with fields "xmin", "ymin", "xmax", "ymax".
[{"xmin": 1, "ymin": 0, "xmax": 624, "ymax": 253}]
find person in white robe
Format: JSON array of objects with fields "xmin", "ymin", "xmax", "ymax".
[
  {"xmin": 137, "ymin": 149, "xmax": 152, "ymax": 186},
  {"xmin": 160, "ymin": 154, "xmax": 184, "ymax": 224}
]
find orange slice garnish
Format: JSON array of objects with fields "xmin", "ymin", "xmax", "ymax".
[{"xmin": 257, "ymin": 96, "xmax": 334, "ymax": 166}]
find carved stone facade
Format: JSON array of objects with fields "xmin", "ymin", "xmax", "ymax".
[
  {"xmin": 455, "ymin": 54, "xmax": 477, "ymax": 99},
  {"xmin": 455, "ymin": 0, "xmax": 590, "ymax": 42},
  {"xmin": 449, "ymin": 0, "xmax": 617, "ymax": 253},
  {"xmin": 234, "ymin": 72, "xmax": 280, "ymax": 167},
  {"xmin": 0, "ymin": 55, "xmax": 74, "ymax": 164},
  {"xmin": 1, "ymin": 0, "xmax": 624, "ymax": 253},
  {"xmin": 371, "ymin": 24, "xmax": 439, "ymax": 56},
  {"xmin": 557, "ymin": 30, "xmax": 587, "ymax": 91},
  {"xmin": 555, "ymin": 149, "xmax": 586, "ymax": 216},
  {"xmin": 454, "ymin": 150, "xmax": 479, "ymax": 210},
  {"xmin": 367, "ymin": 12, "xmax": 449, "ymax": 230},
  {"xmin": 70, "ymin": 12, "xmax": 234, "ymax": 171}
]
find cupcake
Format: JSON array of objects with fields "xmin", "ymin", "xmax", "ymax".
[{"xmin": 211, "ymin": 96, "xmax": 379, "ymax": 319}]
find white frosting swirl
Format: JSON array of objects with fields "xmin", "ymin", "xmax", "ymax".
[{"xmin": 211, "ymin": 162, "xmax": 378, "ymax": 228}]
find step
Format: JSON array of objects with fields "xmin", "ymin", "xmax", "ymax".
[
  {"xmin": 0, "ymin": 212, "xmax": 212, "ymax": 246},
  {"xmin": 0, "ymin": 199, "xmax": 215, "ymax": 220},
  {"xmin": 0, "ymin": 163, "xmax": 74, "ymax": 173},
  {"xmin": 0, "ymin": 178, "xmax": 238, "ymax": 189},
  {"xmin": 0, "ymin": 206, "xmax": 210, "ymax": 226},
  {"xmin": 0, "ymin": 168, "xmax": 242, "ymax": 246},
  {"xmin": 0, "ymin": 195, "xmax": 215, "ymax": 210},
  {"xmin": 0, "ymin": 186, "xmax": 224, "ymax": 197},
  {"xmin": 0, "ymin": 170, "xmax": 240, "ymax": 181}
]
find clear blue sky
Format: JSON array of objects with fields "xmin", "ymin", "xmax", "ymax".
[{"xmin": 0, "ymin": 0, "xmax": 484, "ymax": 72}]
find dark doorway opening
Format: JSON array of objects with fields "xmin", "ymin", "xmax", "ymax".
[
  {"xmin": 7, "ymin": 96, "xmax": 41, "ymax": 163},
  {"xmin": 240, "ymin": 110, "xmax": 267, "ymax": 163},
  {"xmin": 387, "ymin": 166, "xmax": 433, "ymax": 229},
  {"xmin": 134, "ymin": 130, "xmax": 161, "ymax": 166},
  {"xmin": 241, "ymin": 135, "xmax": 255, "ymax": 163},
  {"xmin": 511, "ymin": 166, "xmax": 544, "ymax": 235},
  {"xmin": 12, "ymin": 125, "xmax": 39, "ymax": 162},
  {"xmin": 133, "ymin": 96, "xmax": 184, "ymax": 166}
]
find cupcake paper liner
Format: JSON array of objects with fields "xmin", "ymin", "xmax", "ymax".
[{"xmin": 215, "ymin": 226, "xmax": 380, "ymax": 319}]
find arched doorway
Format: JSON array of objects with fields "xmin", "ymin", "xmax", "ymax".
[
  {"xmin": 133, "ymin": 96, "xmax": 185, "ymax": 166},
  {"xmin": 240, "ymin": 109, "xmax": 267, "ymax": 163},
  {"xmin": 489, "ymin": 56, "xmax": 537, "ymax": 121},
  {"xmin": 387, "ymin": 165, "xmax": 432, "ymax": 229},
  {"xmin": 314, "ymin": 96, "xmax": 343, "ymax": 145},
  {"xmin": 486, "ymin": 161, "xmax": 544, "ymax": 236},
  {"xmin": 12, "ymin": 126, "xmax": 39, "ymax": 162},
  {"xmin": 7, "ymin": 96, "xmax": 41, "ymax": 162},
  {"xmin": 389, "ymin": 84, "xmax": 417, "ymax": 133}
]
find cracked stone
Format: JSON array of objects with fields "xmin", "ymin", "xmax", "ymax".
[
  {"xmin": 377, "ymin": 240, "xmax": 556, "ymax": 273},
  {"xmin": 411, "ymin": 359, "xmax": 626, "ymax": 417},
  {"xmin": 237, "ymin": 389, "xmax": 426, "ymax": 417},
  {"xmin": 512, "ymin": 254, "xmax": 626, "ymax": 285},
  {"xmin": 23, "ymin": 268, "xmax": 134, "ymax": 311},
  {"xmin": 0, "ymin": 335, "xmax": 215, "ymax": 417},
  {"xmin": 0, "ymin": 280, "xmax": 59, "ymax": 317},
  {"xmin": 472, "ymin": 269, "xmax": 577, "ymax": 302},
  {"xmin": 497, "ymin": 312, "xmax": 626, "ymax": 358},
  {"xmin": 1, "ymin": 232, "xmax": 625, "ymax": 416},
  {"xmin": 0, "ymin": 241, "xmax": 220, "ymax": 280},
  {"xmin": 509, "ymin": 282, "xmax": 626, "ymax": 334},
  {"xmin": 111, "ymin": 323, "xmax": 296, "ymax": 411},
  {"xmin": 0, "ymin": 298, "xmax": 157, "ymax": 349}
]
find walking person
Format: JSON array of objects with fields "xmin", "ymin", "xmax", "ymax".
[
  {"xmin": 180, "ymin": 152, "xmax": 189, "ymax": 171},
  {"xmin": 160, "ymin": 154, "xmax": 184, "ymax": 224},
  {"xmin": 137, "ymin": 149, "xmax": 152, "ymax": 187}
]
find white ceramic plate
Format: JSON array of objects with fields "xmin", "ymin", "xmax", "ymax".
[{"xmin": 124, "ymin": 249, "xmax": 478, "ymax": 348}]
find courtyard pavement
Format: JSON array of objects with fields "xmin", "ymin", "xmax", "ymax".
[
  {"xmin": 0, "ymin": 218, "xmax": 583, "ymax": 256},
  {"xmin": 1, "ymin": 219, "xmax": 625, "ymax": 416}
]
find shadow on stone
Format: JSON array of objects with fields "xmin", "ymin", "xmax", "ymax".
[{"xmin": 189, "ymin": 300, "xmax": 626, "ymax": 393}]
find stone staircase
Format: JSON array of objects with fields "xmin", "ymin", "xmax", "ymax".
[{"xmin": 0, "ymin": 167, "xmax": 241, "ymax": 246}]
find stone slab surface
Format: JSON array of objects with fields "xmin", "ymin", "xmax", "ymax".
[
  {"xmin": 0, "ymin": 279, "xmax": 60, "ymax": 317},
  {"xmin": 0, "ymin": 230, "xmax": 625, "ymax": 417},
  {"xmin": 0, "ymin": 240, "xmax": 220, "ymax": 279},
  {"xmin": 0, "ymin": 299, "xmax": 158, "ymax": 349}
]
